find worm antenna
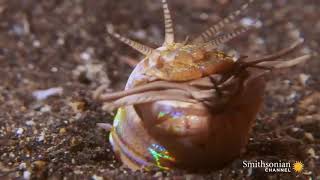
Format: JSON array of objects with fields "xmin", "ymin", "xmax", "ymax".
[
  {"xmin": 162, "ymin": 0, "xmax": 175, "ymax": 45},
  {"xmin": 203, "ymin": 27, "xmax": 250, "ymax": 51},
  {"xmin": 193, "ymin": 0, "xmax": 255, "ymax": 44},
  {"xmin": 106, "ymin": 24, "xmax": 155, "ymax": 56},
  {"xmin": 244, "ymin": 38, "xmax": 305, "ymax": 65}
]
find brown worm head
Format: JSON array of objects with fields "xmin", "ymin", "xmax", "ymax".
[{"xmin": 95, "ymin": 0, "xmax": 310, "ymax": 171}]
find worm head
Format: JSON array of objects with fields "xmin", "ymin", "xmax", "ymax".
[{"xmin": 107, "ymin": 0, "xmax": 256, "ymax": 82}]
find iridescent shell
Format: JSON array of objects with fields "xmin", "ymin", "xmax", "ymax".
[{"xmin": 109, "ymin": 60, "xmax": 265, "ymax": 170}]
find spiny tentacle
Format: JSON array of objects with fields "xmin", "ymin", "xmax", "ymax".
[
  {"xmin": 106, "ymin": 24, "xmax": 155, "ymax": 56},
  {"xmin": 193, "ymin": 0, "xmax": 255, "ymax": 44},
  {"xmin": 102, "ymin": 89, "xmax": 197, "ymax": 112},
  {"xmin": 99, "ymin": 80, "xmax": 200, "ymax": 101},
  {"xmin": 272, "ymin": 54, "xmax": 310, "ymax": 68},
  {"xmin": 162, "ymin": 0, "xmax": 175, "ymax": 45},
  {"xmin": 243, "ymin": 38, "xmax": 304, "ymax": 65},
  {"xmin": 203, "ymin": 27, "xmax": 250, "ymax": 51}
]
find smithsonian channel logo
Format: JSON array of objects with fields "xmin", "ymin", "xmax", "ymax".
[{"xmin": 242, "ymin": 160, "xmax": 304, "ymax": 173}]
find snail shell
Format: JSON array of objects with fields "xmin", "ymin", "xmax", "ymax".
[{"xmin": 109, "ymin": 60, "xmax": 265, "ymax": 170}]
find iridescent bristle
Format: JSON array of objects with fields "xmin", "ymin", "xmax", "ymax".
[{"xmin": 148, "ymin": 144, "xmax": 176, "ymax": 170}]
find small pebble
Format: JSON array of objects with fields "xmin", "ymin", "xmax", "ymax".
[
  {"xmin": 306, "ymin": 148, "xmax": 319, "ymax": 159},
  {"xmin": 26, "ymin": 120, "xmax": 35, "ymax": 126},
  {"xmin": 40, "ymin": 105, "xmax": 51, "ymax": 113},
  {"xmin": 12, "ymin": 23, "xmax": 29, "ymax": 36},
  {"xmin": 291, "ymin": 127, "xmax": 300, "ymax": 132},
  {"xmin": 37, "ymin": 132, "xmax": 45, "ymax": 142},
  {"xmin": 16, "ymin": 128, "xmax": 24, "ymax": 135},
  {"xmin": 240, "ymin": 17, "xmax": 263, "ymax": 28},
  {"xmin": 59, "ymin": 128, "xmax": 67, "ymax": 134},
  {"xmin": 299, "ymin": 73, "xmax": 310, "ymax": 86},
  {"xmin": 74, "ymin": 113, "xmax": 82, "ymax": 120},
  {"xmin": 32, "ymin": 87, "xmax": 63, "ymax": 101},
  {"xmin": 92, "ymin": 175, "xmax": 104, "ymax": 180},
  {"xmin": 199, "ymin": 13, "xmax": 209, "ymax": 20},
  {"xmin": 304, "ymin": 132, "xmax": 314, "ymax": 142},
  {"xmin": 73, "ymin": 170, "xmax": 83, "ymax": 175},
  {"xmin": 19, "ymin": 163, "xmax": 27, "ymax": 170},
  {"xmin": 27, "ymin": 64, "xmax": 34, "ymax": 69},
  {"xmin": 51, "ymin": 67, "xmax": 58, "ymax": 72},
  {"xmin": 287, "ymin": 91, "xmax": 298, "ymax": 101},
  {"xmin": 23, "ymin": 170, "xmax": 31, "ymax": 180},
  {"xmin": 80, "ymin": 52, "xmax": 91, "ymax": 61},
  {"xmin": 57, "ymin": 38, "xmax": 65, "ymax": 45},
  {"xmin": 33, "ymin": 40, "xmax": 41, "ymax": 48}
]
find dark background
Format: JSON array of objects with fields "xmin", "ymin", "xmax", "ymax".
[{"xmin": 0, "ymin": 0, "xmax": 319, "ymax": 179}]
